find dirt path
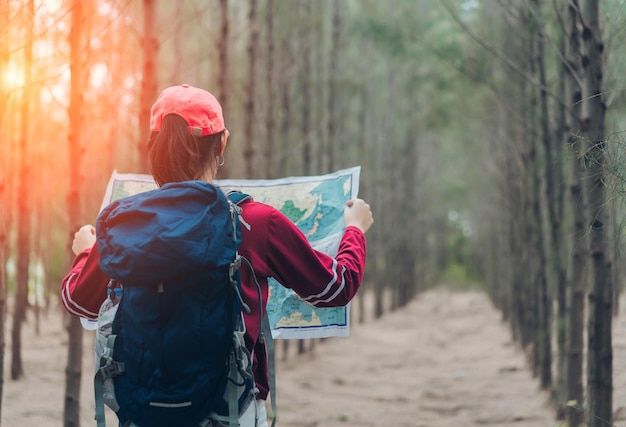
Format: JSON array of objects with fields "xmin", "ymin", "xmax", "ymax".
[
  {"xmin": 275, "ymin": 288, "xmax": 557, "ymax": 427},
  {"xmin": 3, "ymin": 287, "xmax": 625, "ymax": 426}
]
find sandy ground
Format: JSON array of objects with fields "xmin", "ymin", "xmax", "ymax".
[{"xmin": 3, "ymin": 286, "xmax": 625, "ymax": 427}]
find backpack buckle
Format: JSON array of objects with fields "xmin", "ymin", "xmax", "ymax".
[
  {"xmin": 98, "ymin": 359, "xmax": 125, "ymax": 379},
  {"xmin": 229, "ymin": 256, "xmax": 241, "ymax": 279}
]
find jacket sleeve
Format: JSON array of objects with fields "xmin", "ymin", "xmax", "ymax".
[
  {"xmin": 60, "ymin": 244, "xmax": 109, "ymax": 320},
  {"xmin": 266, "ymin": 207, "xmax": 367, "ymax": 308}
]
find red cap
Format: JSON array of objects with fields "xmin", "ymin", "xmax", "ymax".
[{"xmin": 150, "ymin": 84, "xmax": 225, "ymax": 136}]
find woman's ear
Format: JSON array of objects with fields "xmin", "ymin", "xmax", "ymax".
[{"xmin": 219, "ymin": 130, "xmax": 229, "ymax": 155}]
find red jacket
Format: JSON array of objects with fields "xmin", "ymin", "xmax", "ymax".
[{"xmin": 61, "ymin": 200, "xmax": 367, "ymax": 400}]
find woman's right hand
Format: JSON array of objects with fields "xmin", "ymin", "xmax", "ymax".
[
  {"xmin": 344, "ymin": 199, "xmax": 374, "ymax": 234},
  {"xmin": 72, "ymin": 224, "xmax": 96, "ymax": 255}
]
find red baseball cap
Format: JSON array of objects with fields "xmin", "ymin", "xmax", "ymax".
[{"xmin": 150, "ymin": 84, "xmax": 226, "ymax": 136}]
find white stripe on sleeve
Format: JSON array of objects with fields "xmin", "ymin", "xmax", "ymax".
[
  {"xmin": 308, "ymin": 266, "xmax": 347, "ymax": 306},
  {"xmin": 302, "ymin": 258, "xmax": 339, "ymax": 302},
  {"xmin": 61, "ymin": 273, "xmax": 99, "ymax": 319}
]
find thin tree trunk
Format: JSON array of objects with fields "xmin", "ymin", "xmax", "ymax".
[
  {"xmin": 355, "ymin": 43, "xmax": 370, "ymax": 323},
  {"xmin": 529, "ymin": 0, "xmax": 552, "ymax": 390},
  {"xmin": 0, "ymin": 201, "xmax": 6, "ymax": 425},
  {"xmin": 508, "ymin": 178, "xmax": 524, "ymax": 344},
  {"xmin": 553, "ymin": 18, "xmax": 569, "ymax": 421},
  {"xmin": 300, "ymin": 0, "xmax": 312, "ymax": 175},
  {"xmin": 564, "ymin": 2, "xmax": 586, "ymax": 426},
  {"xmin": 0, "ymin": 0, "xmax": 11, "ymax": 418},
  {"xmin": 12, "ymin": 0, "xmax": 35, "ymax": 381},
  {"xmin": 278, "ymin": 83, "xmax": 290, "ymax": 177},
  {"xmin": 371, "ymin": 64, "xmax": 397, "ymax": 319},
  {"xmin": 278, "ymin": 28, "xmax": 292, "ymax": 178},
  {"xmin": 518, "ymin": 53, "xmax": 537, "ymax": 363},
  {"xmin": 0, "ymin": 164, "xmax": 6, "ymax": 425},
  {"xmin": 138, "ymin": 0, "xmax": 158, "ymax": 173},
  {"xmin": 299, "ymin": 0, "xmax": 309, "ymax": 335},
  {"xmin": 397, "ymin": 125, "xmax": 418, "ymax": 306},
  {"xmin": 264, "ymin": 0, "xmax": 275, "ymax": 179},
  {"xmin": 327, "ymin": 0, "xmax": 341, "ymax": 171},
  {"xmin": 313, "ymin": 0, "xmax": 326, "ymax": 174},
  {"xmin": 33, "ymin": 190, "xmax": 42, "ymax": 336},
  {"xmin": 217, "ymin": 0, "xmax": 229, "ymax": 116},
  {"xmin": 382, "ymin": 64, "xmax": 399, "ymax": 313},
  {"xmin": 580, "ymin": 1, "xmax": 612, "ymax": 425},
  {"xmin": 217, "ymin": 0, "xmax": 230, "ymax": 178},
  {"xmin": 64, "ymin": 2, "xmax": 86, "ymax": 425},
  {"xmin": 244, "ymin": 0, "xmax": 258, "ymax": 178}
]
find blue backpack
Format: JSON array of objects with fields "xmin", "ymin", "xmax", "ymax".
[{"xmin": 93, "ymin": 181, "xmax": 258, "ymax": 427}]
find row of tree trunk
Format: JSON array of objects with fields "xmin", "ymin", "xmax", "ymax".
[{"xmin": 472, "ymin": 2, "xmax": 614, "ymax": 426}]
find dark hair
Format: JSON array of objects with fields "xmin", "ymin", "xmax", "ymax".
[{"xmin": 148, "ymin": 114, "xmax": 223, "ymax": 187}]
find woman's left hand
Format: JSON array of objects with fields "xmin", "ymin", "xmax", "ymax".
[{"xmin": 72, "ymin": 224, "xmax": 96, "ymax": 255}]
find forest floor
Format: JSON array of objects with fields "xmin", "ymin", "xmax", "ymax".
[{"xmin": 3, "ymin": 285, "xmax": 626, "ymax": 427}]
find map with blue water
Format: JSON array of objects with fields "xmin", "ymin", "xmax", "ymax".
[{"xmin": 100, "ymin": 167, "xmax": 361, "ymax": 339}]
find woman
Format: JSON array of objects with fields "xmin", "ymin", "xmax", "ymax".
[{"xmin": 62, "ymin": 84, "xmax": 373, "ymax": 426}]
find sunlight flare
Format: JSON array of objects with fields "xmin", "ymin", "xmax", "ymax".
[{"xmin": 2, "ymin": 61, "xmax": 25, "ymax": 89}]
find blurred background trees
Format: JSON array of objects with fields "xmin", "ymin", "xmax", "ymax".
[{"xmin": 2, "ymin": 0, "xmax": 626, "ymax": 426}]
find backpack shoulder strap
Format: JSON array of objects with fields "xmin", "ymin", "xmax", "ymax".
[
  {"xmin": 227, "ymin": 191, "xmax": 253, "ymax": 232},
  {"xmin": 262, "ymin": 315, "xmax": 277, "ymax": 427},
  {"xmin": 239, "ymin": 255, "xmax": 277, "ymax": 427},
  {"xmin": 226, "ymin": 190, "xmax": 252, "ymax": 206},
  {"xmin": 226, "ymin": 190, "xmax": 277, "ymax": 425}
]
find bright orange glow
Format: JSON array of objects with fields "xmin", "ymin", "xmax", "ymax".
[
  {"xmin": 2, "ymin": 61, "xmax": 25, "ymax": 89},
  {"xmin": 44, "ymin": 0, "xmax": 61, "ymax": 12},
  {"xmin": 90, "ymin": 63, "xmax": 108, "ymax": 88}
]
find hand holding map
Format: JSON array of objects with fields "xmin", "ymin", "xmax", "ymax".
[
  {"xmin": 72, "ymin": 224, "xmax": 96, "ymax": 255},
  {"xmin": 344, "ymin": 198, "xmax": 374, "ymax": 233}
]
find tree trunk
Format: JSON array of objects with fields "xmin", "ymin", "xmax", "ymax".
[
  {"xmin": 138, "ymin": 0, "xmax": 158, "ymax": 173},
  {"xmin": 300, "ymin": 0, "xmax": 312, "ymax": 175},
  {"xmin": 564, "ymin": 2, "xmax": 586, "ymax": 426},
  {"xmin": 580, "ymin": 1, "xmax": 612, "ymax": 425},
  {"xmin": 0, "ymin": 201, "xmax": 6, "ymax": 424},
  {"xmin": 11, "ymin": 0, "xmax": 35, "ymax": 381},
  {"xmin": 264, "ymin": 0, "xmax": 275, "ymax": 178},
  {"xmin": 355, "ymin": 42, "xmax": 370, "ymax": 322},
  {"xmin": 64, "ymin": 1, "xmax": 86, "ymax": 425},
  {"xmin": 0, "ymin": 0, "xmax": 11, "ymax": 417},
  {"xmin": 529, "ymin": 0, "xmax": 552, "ymax": 391},
  {"xmin": 244, "ymin": 0, "xmax": 258, "ymax": 178},
  {"xmin": 217, "ymin": 0, "xmax": 231, "ymax": 178},
  {"xmin": 64, "ymin": 316, "xmax": 83, "ymax": 427},
  {"xmin": 505, "ymin": 139, "xmax": 524, "ymax": 344},
  {"xmin": 278, "ymin": 29, "xmax": 292, "ymax": 178},
  {"xmin": 397, "ymin": 126, "xmax": 418, "ymax": 306},
  {"xmin": 0, "ymin": 156, "xmax": 6, "ymax": 426},
  {"xmin": 379, "ymin": 64, "xmax": 399, "ymax": 314},
  {"xmin": 314, "ymin": 0, "xmax": 327, "ymax": 174},
  {"xmin": 518, "ymin": 53, "xmax": 537, "ymax": 363},
  {"xmin": 217, "ymin": 0, "xmax": 229, "ymax": 118},
  {"xmin": 327, "ymin": 0, "xmax": 342, "ymax": 171},
  {"xmin": 553, "ymin": 17, "xmax": 569, "ymax": 421}
]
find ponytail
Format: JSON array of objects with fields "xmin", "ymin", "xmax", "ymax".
[{"xmin": 148, "ymin": 114, "xmax": 222, "ymax": 187}]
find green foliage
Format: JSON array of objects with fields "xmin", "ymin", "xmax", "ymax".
[
  {"xmin": 337, "ymin": 414, "xmax": 349, "ymax": 422},
  {"xmin": 441, "ymin": 262, "xmax": 482, "ymax": 290},
  {"xmin": 566, "ymin": 399, "xmax": 578, "ymax": 408}
]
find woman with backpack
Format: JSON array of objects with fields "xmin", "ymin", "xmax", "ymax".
[{"xmin": 62, "ymin": 84, "xmax": 373, "ymax": 427}]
